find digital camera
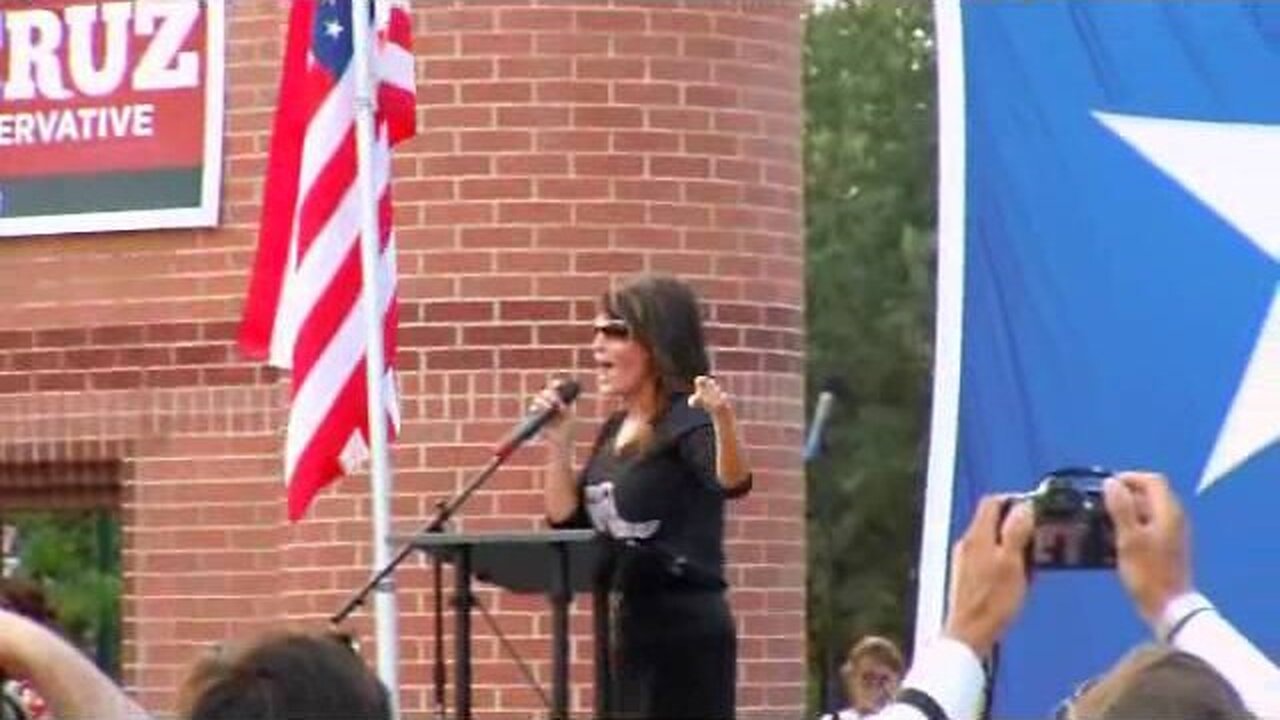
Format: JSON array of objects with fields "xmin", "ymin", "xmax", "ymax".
[{"xmin": 1014, "ymin": 467, "xmax": 1116, "ymax": 570}]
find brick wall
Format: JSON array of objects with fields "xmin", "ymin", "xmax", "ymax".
[{"xmin": 0, "ymin": 1, "xmax": 806, "ymax": 717}]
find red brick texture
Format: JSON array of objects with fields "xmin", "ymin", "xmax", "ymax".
[{"xmin": 0, "ymin": 1, "xmax": 805, "ymax": 717}]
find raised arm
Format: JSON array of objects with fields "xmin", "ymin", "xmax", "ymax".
[
  {"xmin": 1105, "ymin": 471, "xmax": 1280, "ymax": 717},
  {"xmin": 688, "ymin": 375, "xmax": 752, "ymax": 494},
  {"xmin": 0, "ymin": 608, "xmax": 150, "ymax": 720},
  {"xmin": 862, "ymin": 495, "xmax": 1035, "ymax": 720}
]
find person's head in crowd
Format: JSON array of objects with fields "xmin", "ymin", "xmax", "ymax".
[
  {"xmin": 0, "ymin": 578, "xmax": 57, "ymax": 630},
  {"xmin": 840, "ymin": 635, "xmax": 904, "ymax": 715},
  {"xmin": 1059, "ymin": 643, "xmax": 1252, "ymax": 719},
  {"xmin": 178, "ymin": 630, "xmax": 389, "ymax": 720}
]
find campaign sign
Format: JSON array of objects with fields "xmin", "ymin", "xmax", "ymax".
[{"xmin": 0, "ymin": 0, "xmax": 225, "ymax": 236}]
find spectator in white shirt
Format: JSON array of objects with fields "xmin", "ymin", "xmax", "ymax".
[{"xmin": 874, "ymin": 471, "xmax": 1280, "ymax": 720}]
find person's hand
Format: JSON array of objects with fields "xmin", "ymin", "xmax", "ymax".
[
  {"xmin": 529, "ymin": 378, "xmax": 575, "ymax": 448},
  {"xmin": 16, "ymin": 678, "xmax": 50, "ymax": 720},
  {"xmin": 688, "ymin": 375, "xmax": 733, "ymax": 420},
  {"xmin": 1103, "ymin": 471, "xmax": 1192, "ymax": 624},
  {"xmin": 943, "ymin": 495, "xmax": 1035, "ymax": 657}
]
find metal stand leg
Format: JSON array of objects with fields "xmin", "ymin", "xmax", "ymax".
[
  {"xmin": 550, "ymin": 542, "xmax": 571, "ymax": 720},
  {"xmin": 454, "ymin": 547, "xmax": 472, "ymax": 720},
  {"xmin": 592, "ymin": 580, "xmax": 612, "ymax": 719}
]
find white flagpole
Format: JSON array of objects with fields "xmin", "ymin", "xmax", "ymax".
[
  {"xmin": 915, "ymin": 0, "xmax": 966, "ymax": 655},
  {"xmin": 349, "ymin": 0, "xmax": 400, "ymax": 713}
]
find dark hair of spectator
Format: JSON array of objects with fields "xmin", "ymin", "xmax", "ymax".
[
  {"xmin": 179, "ymin": 630, "xmax": 390, "ymax": 720},
  {"xmin": 0, "ymin": 577, "xmax": 58, "ymax": 629}
]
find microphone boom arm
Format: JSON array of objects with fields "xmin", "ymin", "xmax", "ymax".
[
  {"xmin": 330, "ymin": 378, "xmax": 583, "ymax": 720},
  {"xmin": 332, "ymin": 451, "xmax": 507, "ymax": 625},
  {"xmin": 333, "ymin": 377, "xmax": 580, "ymax": 623}
]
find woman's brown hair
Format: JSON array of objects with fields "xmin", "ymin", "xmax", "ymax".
[
  {"xmin": 603, "ymin": 275, "xmax": 711, "ymax": 454},
  {"xmin": 603, "ymin": 274, "xmax": 710, "ymax": 400}
]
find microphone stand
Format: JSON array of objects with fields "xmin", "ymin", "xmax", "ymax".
[
  {"xmin": 333, "ymin": 453, "xmax": 514, "ymax": 719},
  {"xmin": 431, "ymin": 501, "xmax": 448, "ymax": 720},
  {"xmin": 804, "ymin": 386, "xmax": 841, "ymax": 714},
  {"xmin": 422, "ymin": 496, "xmax": 555, "ymax": 720},
  {"xmin": 332, "ymin": 452, "xmax": 509, "ymax": 626},
  {"xmin": 334, "ymin": 380, "xmax": 580, "ymax": 717},
  {"xmin": 332, "ymin": 448, "xmax": 560, "ymax": 719}
]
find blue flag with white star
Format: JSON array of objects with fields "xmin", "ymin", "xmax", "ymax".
[{"xmin": 918, "ymin": 1, "xmax": 1280, "ymax": 714}]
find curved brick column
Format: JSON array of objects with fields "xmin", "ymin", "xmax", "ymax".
[{"xmin": 401, "ymin": 3, "xmax": 806, "ymax": 717}]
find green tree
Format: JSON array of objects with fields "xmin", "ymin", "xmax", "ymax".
[
  {"xmin": 804, "ymin": 0, "xmax": 937, "ymax": 711},
  {"xmin": 8, "ymin": 511, "xmax": 121, "ymax": 674}
]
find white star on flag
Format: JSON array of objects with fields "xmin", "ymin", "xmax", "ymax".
[
  {"xmin": 325, "ymin": 19, "xmax": 344, "ymax": 39},
  {"xmin": 1095, "ymin": 111, "xmax": 1280, "ymax": 493}
]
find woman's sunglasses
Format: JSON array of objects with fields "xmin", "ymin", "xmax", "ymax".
[{"xmin": 592, "ymin": 318, "xmax": 631, "ymax": 340}]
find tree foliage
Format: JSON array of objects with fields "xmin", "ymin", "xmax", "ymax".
[
  {"xmin": 8, "ymin": 511, "xmax": 121, "ymax": 673},
  {"xmin": 804, "ymin": 0, "xmax": 937, "ymax": 710}
]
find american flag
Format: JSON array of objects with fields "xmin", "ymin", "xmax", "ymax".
[{"xmin": 239, "ymin": 0, "xmax": 415, "ymax": 521}]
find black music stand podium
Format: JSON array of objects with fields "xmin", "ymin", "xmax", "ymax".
[{"xmin": 394, "ymin": 529, "xmax": 610, "ymax": 720}]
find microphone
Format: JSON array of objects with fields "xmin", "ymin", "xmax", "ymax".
[
  {"xmin": 803, "ymin": 378, "xmax": 844, "ymax": 463},
  {"xmin": 493, "ymin": 378, "xmax": 581, "ymax": 460}
]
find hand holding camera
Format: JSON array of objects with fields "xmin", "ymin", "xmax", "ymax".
[
  {"xmin": 1004, "ymin": 468, "xmax": 1192, "ymax": 616},
  {"xmin": 1102, "ymin": 472, "xmax": 1192, "ymax": 624},
  {"xmin": 946, "ymin": 469, "xmax": 1195, "ymax": 659},
  {"xmin": 944, "ymin": 496, "xmax": 1035, "ymax": 657}
]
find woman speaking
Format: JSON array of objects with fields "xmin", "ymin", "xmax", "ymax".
[{"xmin": 534, "ymin": 274, "xmax": 752, "ymax": 720}]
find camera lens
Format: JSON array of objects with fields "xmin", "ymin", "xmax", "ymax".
[{"xmin": 1038, "ymin": 487, "xmax": 1080, "ymax": 517}]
